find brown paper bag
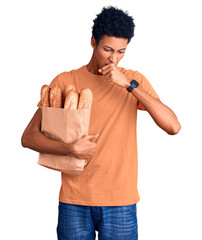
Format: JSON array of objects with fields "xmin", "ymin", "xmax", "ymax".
[{"xmin": 38, "ymin": 106, "xmax": 91, "ymax": 176}]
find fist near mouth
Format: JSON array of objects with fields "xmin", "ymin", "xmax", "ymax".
[{"xmin": 98, "ymin": 63, "xmax": 130, "ymax": 88}]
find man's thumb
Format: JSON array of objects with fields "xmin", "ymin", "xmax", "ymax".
[{"xmin": 87, "ymin": 134, "xmax": 99, "ymax": 140}]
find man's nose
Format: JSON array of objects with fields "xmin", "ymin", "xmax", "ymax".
[{"xmin": 109, "ymin": 53, "xmax": 117, "ymax": 64}]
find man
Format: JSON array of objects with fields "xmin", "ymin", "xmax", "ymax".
[{"xmin": 21, "ymin": 6, "xmax": 181, "ymax": 240}]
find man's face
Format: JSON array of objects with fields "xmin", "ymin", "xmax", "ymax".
[{"xmin": 91, "ymin": 35, "xmax": 128, "ymax": 69}]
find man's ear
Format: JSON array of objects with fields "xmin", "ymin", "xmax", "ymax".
[{"xmin": 91, "ymin": 36, "xmax": 97, "ymax": 49}]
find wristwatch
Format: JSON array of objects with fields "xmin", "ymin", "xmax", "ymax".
[{"xmin": 127, "ymin": 79, "xmax": 139, "ymax": 92}]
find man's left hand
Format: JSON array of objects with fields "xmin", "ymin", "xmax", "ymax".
[{"xmin": 98, "ymin": 63, "xmax": 130, "ymax": 88}]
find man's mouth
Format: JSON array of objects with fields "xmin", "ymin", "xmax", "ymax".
[{"xmin": 105, "ymin": 63, "xmax": 117, "ymax": 66}]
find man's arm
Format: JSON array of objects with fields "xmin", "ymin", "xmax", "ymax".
[
  {"xmin": 130, "ymin": 85, "xmax": 181, "ymax": 135},
  {"xmin": 21, "ymin": 108, "xmax": 99, "ymax": 159},
  {"xmin": 99, "ymin": 63, "xmax": 181, "ymax": 135}
]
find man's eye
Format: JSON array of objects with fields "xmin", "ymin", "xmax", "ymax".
[
  {"xmin": 118, "ymin": 51, "xmax": 125, "ymax": 54},
  {"xmin": 104, "ymin": 48, "xmax": 111, "ymax": 52}
]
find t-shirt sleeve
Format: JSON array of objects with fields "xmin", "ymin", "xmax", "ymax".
[{"xmin": 134, "ymin": 71, "xmax": 160, "ymax": 111}]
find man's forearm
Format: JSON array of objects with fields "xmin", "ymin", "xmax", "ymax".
[
  {"xmin": 130, "ymin": 85, "xmax": 181, "ymax": 135},
  {"xmin": 21, "ymin": 130, "xmax": 74, "ymax": 156},
  {"xmin": 97, "ymin": 60, "xmax": 181, "ymax": 135}
]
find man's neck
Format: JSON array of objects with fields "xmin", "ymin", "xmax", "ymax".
[{"xmin": 86, "ymin": 60, "xmax": 102, "ymax": 75}]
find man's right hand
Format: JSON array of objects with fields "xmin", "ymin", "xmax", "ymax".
[
  {"xmin": 71, "ymin": 134, "xmax": 99, "ymax": 160},
  {"xmin": 21, "ymin": 108, "xmax": 99, "ymax": 159}
]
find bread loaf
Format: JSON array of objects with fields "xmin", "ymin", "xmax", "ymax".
[
  {"xmin": 40, "ymin": 84, "xmax": 93, "ymax": 109},
  {"xmin": 64, "ymin": 90, "xmax": 79, "ymax": 109},
  {"xmin": 62, "ymin": 84, "xmax": 76, "ymax": 107},
  {"xmin": 41, "ymin": 85, "xmax": 50, "ymax": 107},
  {"xmin": 78, "ymin": 88, "xmax": 93, "ymax": 109},
  {"xmin": 50, "ymin": 86, "xmax": 62, "ymax": 108}
]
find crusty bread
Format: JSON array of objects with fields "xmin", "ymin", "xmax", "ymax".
[
  {"xmin": 50, "ymin": 86, "xmax": 62, "ymax": 108},
  {"xmin": 64, "ymin": 90, "xmax": 79, "ymax": 109},
  {"xmin": 62, "ymin": 84, "xmax": 76, "ymax": 107},
  {"xmin": 40, "ymin": 84, "xmax": 92, "ymax": 109},
  {"xmin": 41, "ymin": 85, "xmax": 50, "ymax": 107},
  {"xmin": 78, "ymin": 88, "xmax": 93, "ymax": 109}
]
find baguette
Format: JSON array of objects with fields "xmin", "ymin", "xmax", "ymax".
[
  {"xmin": 78, "ymin": 88, "xmax": 93, "ymax": 109},
  {"xmin": 62, "ymin": 84, "xmax": 76, "ymax": 107},
  {"xmin": 41, "ymin": 85, "xmax": 50, "ymax": 107},
  {"xmin": 64, "ymin": 90, "xmax": 79, "ymax": 109},
  {"xmin": 50, "ymin": 86, "xmax": 62, "ymax": 108}
]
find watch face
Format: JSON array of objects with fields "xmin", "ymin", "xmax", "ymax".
[
  {"xmin": 131, "ymin": 80, "xmax": 139, "ymax": 88},
  {"xmin": 127, "ymin": 79, "xmax": 139, "ymax": 92}
]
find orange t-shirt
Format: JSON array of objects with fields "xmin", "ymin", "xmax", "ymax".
[{"xmin": 38, "ymin": 65, "xmax": 159, "ymax": 206}]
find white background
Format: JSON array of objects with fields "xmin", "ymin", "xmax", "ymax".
[{"xmin": 0, "ymin": 0, "xmax": 201, "ymax": 239}]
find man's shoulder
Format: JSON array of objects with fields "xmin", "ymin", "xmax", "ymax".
[
  {"xmin": 54, "ymin": 65, "xmax": 84, "ymax": 80},
  {"xmin": 118, "ymin": 66, "xmax": 143, "ymax": 80},
  {"xmin": 118, "ymin": 66, "xmax": 136, "ymax": 73}
]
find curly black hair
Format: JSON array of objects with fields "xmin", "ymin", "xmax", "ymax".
[{"xmin": 92, "ymin": 6, "xmax": 135, "ymax": 46}]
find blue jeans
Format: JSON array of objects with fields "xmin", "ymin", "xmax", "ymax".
[{"xmin": 57, "ymin": 201, "xmax": 138, "ymax": 240}]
